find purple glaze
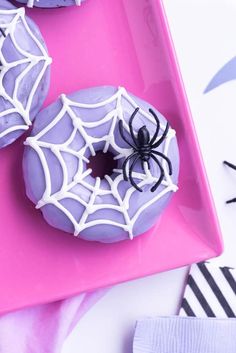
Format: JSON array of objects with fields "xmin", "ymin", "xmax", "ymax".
[
  {"xmin": 0, "ymin": 1, "xmax": 51, "ymax": 148},
  {"xmin": 16, "ymin": 0, "xmax": 85, "ymax": 8},
  {"xmin": 23, "ymin": 86, "xmax": 179, "ymax": 243}
]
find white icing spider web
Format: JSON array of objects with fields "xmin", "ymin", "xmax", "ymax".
[
  {"xmin": 0, "ymin": 7, "xmax": 51, "ymax": 140},
  {"xmin": 25, "ymin": 87, "xmax": 178, "ymax": 240}
]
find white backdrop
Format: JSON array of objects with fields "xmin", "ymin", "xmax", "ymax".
[{"xmin": 63, "ymin": 1, "xmax": 236, "ymax": 352}]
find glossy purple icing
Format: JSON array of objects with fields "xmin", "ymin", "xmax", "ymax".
[
  {"xmin": 0, "ymin": 1, "xmax": 51, "ymax": 148},
  {"xmin": 16, "ymin": 0, "xmax": 85, "ymax": 8},
  {"xmin": 23, "ymin": 86, "xmax": 179, "ymax": 243}
]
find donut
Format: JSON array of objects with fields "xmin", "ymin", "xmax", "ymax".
[
  {"xmin": 23, "ymin": 86, "xmax": 179, "ymax": 243},
  {"xmin": 0, "ymin": 1, "xmax": 51, "ymax": 148},
  {"xmin": 16, "ymin": 0, "xmax": 85, "ymax": 8}
]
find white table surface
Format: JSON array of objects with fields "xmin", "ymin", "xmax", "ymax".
[{"xmin": 63, "ymin": 1, "xmax": 236, "ymax": 352}]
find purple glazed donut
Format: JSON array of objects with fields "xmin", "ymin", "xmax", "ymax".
[
  {"xmin": 16, "ymin": 0, "xmax": 85, "ymax": 8},
  {"xmin": 0, "ymin": 1, "xmax": 51, "ymax": 149},
  {"xmin": 23, "ymin": 86, "xmax": 179, "ymax": 243}
]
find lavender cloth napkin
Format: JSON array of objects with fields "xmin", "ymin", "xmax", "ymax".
[
  {"xmin": 133, "ymin": 316, "xmax": 236, "ymax": 353},
  {"xmin": 0, "ymin": 289, "xmax": 107, "ymax": 353}
]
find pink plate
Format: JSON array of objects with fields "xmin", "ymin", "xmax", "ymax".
[{"xmin": 0, "ymin": 0, "xmax": 223, "ymax": 313}]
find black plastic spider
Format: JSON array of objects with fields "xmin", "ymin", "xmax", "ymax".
[
  {"xmin": 224, "ymin": 160, "xmax": 236, "ymax": 203},
  {"xmin": 119, "ymin": 107, "xmax": 172, "ymax": 192}
]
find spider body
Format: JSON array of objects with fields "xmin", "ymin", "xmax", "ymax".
[
  {"xmin": 119, "ymin": 107, "xmax": 172, "ymax": 192},
  {"xmin": 136, "ymin": 126, "xmax": 151, "ymax": 161}
]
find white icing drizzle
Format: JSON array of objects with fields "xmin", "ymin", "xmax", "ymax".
[
  {"xmin": 27, "ymin": 0, "xmax": 81, "ymax": 7},
  {"xmin": 0, "ymin": 7, "xmax": 51, "ymax": 140},
  {"xmin": 25, "ymin": 87, "xmax": 178, "ymax": 240}
]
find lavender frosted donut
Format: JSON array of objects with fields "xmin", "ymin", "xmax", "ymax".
[
  {"xmin": 16, "ymin": 0, "xmax": 85, "ymax": 8},
  {"xmin": 23, "ymin": 86, "xmax": 179, "ymax": 243},
  {"xmin": 0, "ymin": 1, "xmax": 51, "ymax": 148}
]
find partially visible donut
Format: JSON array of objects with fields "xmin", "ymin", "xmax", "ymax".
[
  {"xmin": 0, "ymin": 1, "xmax": 51, "ymax": 148},
  {"xmin": 23, "ymin": 86, "xmax": 179, "ymax": 243},
  {"xmin": 16, "ymin": 0, "xmax": 85, "ymax": 8}
]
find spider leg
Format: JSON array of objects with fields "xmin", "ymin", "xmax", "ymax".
[
  {"xmin": 141, "ymin": 160, "xmax": 145, "ymax": 171},
  {"xmin": 223, "ymin": 161, "xmax": 236, "ymax": 204},
  {"xmin": 152, "ymin": 150, "xmax": 172, "ymax": 175},
  {"xmin": 226, "ymin": 197, "xmax": 236, "ymax": 204},
  {"xmin": 129, "ymin": 155, "xmax": 143, "ymax": 192},
  {"xmin": 151, "ymin": 122, "xmax": 169, "ymax": 148},
  {"xmin": 224, "ymin": 160, "xmax": 236, "ymax": 171},
  {"xmin": 149, "ymin": 109, "xmax": 160, "ymax": 145},
  {"xmin": 0, "ymin": 28, "xmax": 6, "ymax": 38},
  {"xmin": 119, "ymin": 120, "xmax": 136, "ymax": 149},
  {"xmin": 149, "ymin": 154, "xmax": 165, "ymax": 192},
  {"xmin": 129, "ymin": 108, "xmax": 140, "ymax": 147},
  {"xmin": 122, "ymin": 152, "xmax": 138, "ymax": 181}
]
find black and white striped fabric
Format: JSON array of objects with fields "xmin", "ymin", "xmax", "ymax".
[{"xmin": 179, "ymin": 262, "xmax": 236, "ymax": 318}]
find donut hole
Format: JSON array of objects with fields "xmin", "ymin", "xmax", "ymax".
[{"xmin": 88, "ymin": 151, "xmax": 117, "ymax": 179}]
